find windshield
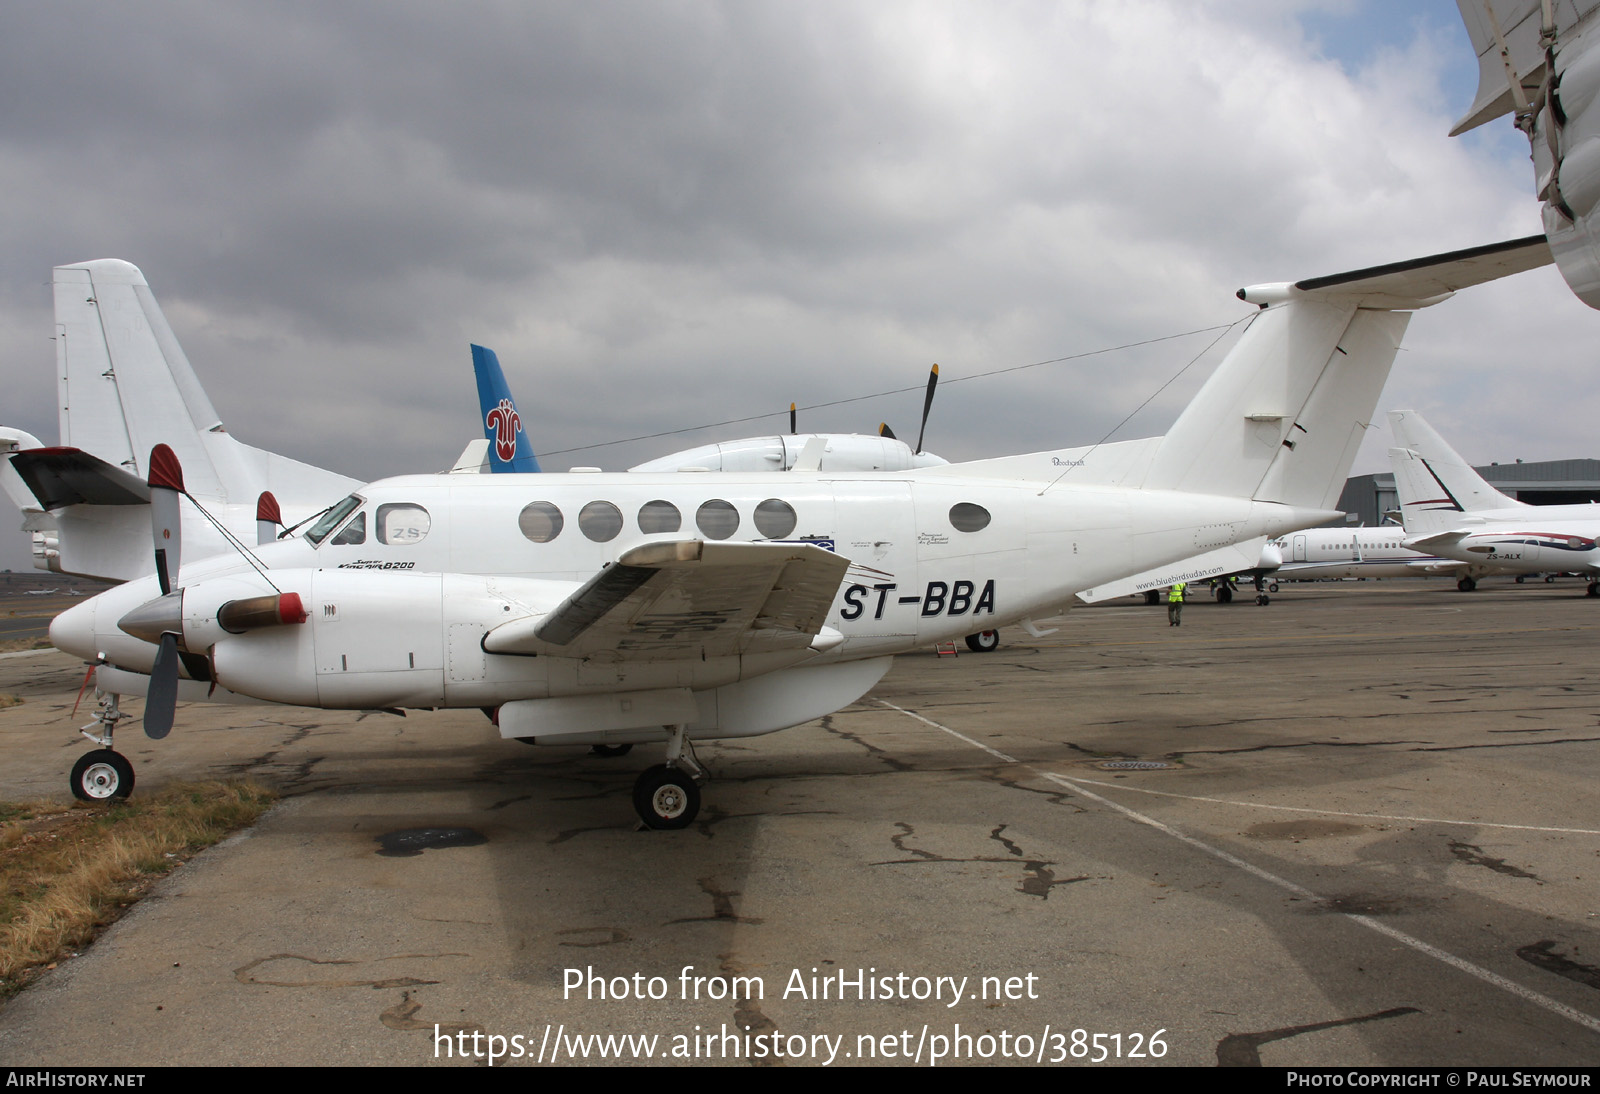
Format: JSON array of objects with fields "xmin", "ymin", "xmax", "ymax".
[{"xmin": 304, "ymin": 494, "xmax": 365, "ymax": 546}]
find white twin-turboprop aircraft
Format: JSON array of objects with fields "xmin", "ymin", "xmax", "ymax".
[{"xmin": 49, "ymin": 236, "xmax": 1553, "ymax": 827}]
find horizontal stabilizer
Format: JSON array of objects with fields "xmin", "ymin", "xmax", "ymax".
[
  {"xmin": 1289, "ymin": 234, "xmax": 1552, "ymax": 307},
  {"xmin": 7, "ymin": 447, "xmax": 151, "ymax": 509},
  {"xmin": 1076, "ymin": 538, "xmax": 1275, "ymax": 603}
]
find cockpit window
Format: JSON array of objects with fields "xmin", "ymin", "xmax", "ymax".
[
  {"xmin": 331, "ymin": 511, "xmax": 367, "ymax": 545},
  {"xmin": 305, "ymin": 494, "xmax": 364, "ymax": 545},
  {"xmin": 377, "ymin": 503, "xmax": 430, "ymax": 545}
]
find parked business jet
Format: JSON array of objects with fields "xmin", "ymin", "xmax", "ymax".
[
  {"xmin": 50, "ymin": 237, "xmax": 1553, "ymax": 826},
  {"xmin": 1453, "ymin": 0, "xmax": 1600, "ymax": 308},
  {"xmin": 1389, "ymin": 407, "xmax": 1600, "ymax": 592},
  {"xmin": 0, "ymin": 260, "xmax": 360, "ymax": 582}
]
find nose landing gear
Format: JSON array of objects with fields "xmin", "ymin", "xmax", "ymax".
[{"xmin": 71, "ymin": 691, "xmax": 135, "ymax": 802}]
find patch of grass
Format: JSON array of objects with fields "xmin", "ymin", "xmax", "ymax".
[
  {"xmin": 0, "ymin": 638, "xmax": 53, "ymax": 653},
  {"xmin": 0, "ymin": 693, "xmax": 22, "ymax": 709},
  {"xmin": 0, "ymin": 781, "xmax": 275, "ymax": 999}
]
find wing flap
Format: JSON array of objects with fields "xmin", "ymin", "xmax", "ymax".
[{"xmin": 483, "ymin": 540, "xmax": 850, "ymax": 660}]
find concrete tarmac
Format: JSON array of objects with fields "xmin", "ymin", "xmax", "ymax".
[{"xmin": 0, "ymin": 580, "xmax": 1596, "ymax": 1067}]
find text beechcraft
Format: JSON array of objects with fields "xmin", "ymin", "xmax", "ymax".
[{"xmin": 49, "ymin": 237, "xmax": 1553, "ymax": 827}]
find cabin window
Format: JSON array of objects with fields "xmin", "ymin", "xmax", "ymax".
[
  {"xmin": 949, "ymin": 502, "xmax": 991, "ymax": 533},
  {"xmin": 305, "ymin": 494, "xmax": 364, "ymax": 545},
  {"xmin": 331, "ymin": 511, "xmax": 367, "ymax": 545},
  {"xmin": 753, "ymin": 498, "xmax": 797, "ymax": 539},
  {"xmin": 638, "ymin": 499, "xmax": 682, "ymax": 533},
  {"xmin": 377, "ymin": 504, "xmax": 430, "ymax": 545},
  {"xmin": 579, "ymin": 500, "xmax": 624, "ymax": 542},
  {"xmin": 696, "ymin": 499, "xmax": 739, "ymax": 540},
  {"xmin": 518, "ymin": 501, "xmax": 565, "ymax": 543}
]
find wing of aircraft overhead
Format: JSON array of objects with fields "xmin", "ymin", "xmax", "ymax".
[
  {"xmin": 483, "ymin": 540, "xmax": 849, "ymax": 661},
  {"xmin": 1452, "ymin": 0, "xmax": 1600, "ymax": 307}
]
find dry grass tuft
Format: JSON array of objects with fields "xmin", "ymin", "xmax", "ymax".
[{"xmin": 0, "ymin": 781, "xmax": 275, "ymax": 997}]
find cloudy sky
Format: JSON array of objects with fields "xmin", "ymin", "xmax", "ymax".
[{"xmin": 1, "ymin": 1, "xmax": 1592, "ymax": 571}]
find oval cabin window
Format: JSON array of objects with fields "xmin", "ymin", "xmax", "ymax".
[
  {"xmin": 949, "ymin": 502, "xmax": 991, "ymax": 533},
  {"xmin": 638, "ymin": 499, "xmax": 682, "ymax": 534},
  {"xmin": 579, "ymin": 501, "xmax": 624, "ymax": 543},
  {"xmin": 753, "ymin": 498, "xmax": 797, "ymax": 539},
  {"xmin": 696, "ymin": 499, "xmax": 740, "ymax": 540},
  {"xmin": 518, "ymin": 501, "xmax": 565, "ymax": 543}
]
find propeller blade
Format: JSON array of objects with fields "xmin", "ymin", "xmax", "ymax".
[
  {"xmin": 879, "ymin": 422, "xmax": 897, "ymax": 440},
  {"xmin": 914, "ymin": 363, "xmax": 939, "ymax": 455},
  {"xmin": 789, "ymin": 403, "xmax": 797, "ymax": 435},
  {"xmin": 145, "ymin": 632, "xmax": 180, "ymax": 739},
  {"xmin": 256, "ymin": 491, "xmax": 283, "ymax": 546},
  {"xmin": 148, "ymin": 444, "xmax": 185, "ymax": 595}
]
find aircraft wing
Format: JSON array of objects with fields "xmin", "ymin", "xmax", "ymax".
[{"xmin": 483, "ymin": 540, "xmax": 850, "ymax": 659}]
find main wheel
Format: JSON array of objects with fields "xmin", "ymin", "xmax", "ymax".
[
  {"xmin": 1588, "ymin": 582, "xmax": 1599, "ymax": 598},
  {"xmin": 1268, "ymin": 582, "xmax": 1279, "ymax": 592},
  {"xmin": 964, "ymin": 630, "xmax": 1000, "ymax": 653},
  {"xmin": 1457, "ymin": 576, "xmax": 1477, "ymax": 592},
  {"xmin": 590, "ymin": 743, "xmax": 633, "ymax": 758},
  {"xmin": 633, "ymin": 765, "xmax": 700, "ymax": 829},
  {"xmin": 71, "ymin": 750, "xmax": 134, "ymax": 802},
  {"xmin": 1143, "ymin": 590, "xmax": 1161, "ymax": 605},
  {"xmin": 1216, "ymin": 585, "xmax": 1233, "ymax": 604},
  {"xmin": 1256, "ymin": 593, "xmax": 1270, "ymax": 606}
]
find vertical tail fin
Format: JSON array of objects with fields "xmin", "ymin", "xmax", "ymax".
[
  {"xmin": 471, "ymin": 345, "xmax": 541, "ymax": 473},
  {"xmin": 55, "ymin": 260, "xmax": 229, "ymax": 496},
  {"xmin": 1141, "ymin": 236, "xmax": 1552, "ymax": 510},
  {"xmin": 1388, "ymin": 412, "xmax": 1523, "ymax": 527}
]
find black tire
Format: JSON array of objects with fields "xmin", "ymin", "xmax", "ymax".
[
  {"xmin": 1256, "ymin": 594, "xmax": 1270, "ymax": 606},
  {"xmin": 1267, "ymin": 582, "xmax": 1279, "ymax": 593},
  {"xmin": 590, "ymin": 743, "xmax": 633, "ymax": 758},
  {"xmin": 1515, "ymin": 575, "xmax": 1526, "ymax": 584},
  {"xmin": 964, "ymin": 630, "xmax": 1000, "ymax": 653},
  {"xmin": 1588, "ymin": 582, "xmax": 1599, "ymax": 598},
  {"xmin": 1216, "ymin": 585, "xmax": 1233, "ymax": 604},
  {"xmin": 633, "ymin": 765, "xmax": 700, "ymax": 829},
  {"xmin": 1143, "ymin": 590, "xmax": 1161, "ymax": 605},
  {"xmin": 71, "ymin": 750, "xmax": 134, "ymax": 802},
  {"xmin": 1458, "ymin": 576, "xmax": 1477, "ymax": 592}
]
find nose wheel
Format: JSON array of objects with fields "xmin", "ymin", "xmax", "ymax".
[{"xmin": 71, "ymin": 750, "xmax": 134, "ymax": 802}]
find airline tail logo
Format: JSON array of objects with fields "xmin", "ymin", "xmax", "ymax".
[{"xmin": 486, "ymin": 399, "xmax": 522, "ymax": 463}]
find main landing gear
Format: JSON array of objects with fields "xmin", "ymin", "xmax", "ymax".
[
  {"xmin": 71, "ymin": 692, "xmax": 135, "ymax": 802},
  {"xmin": 632, "ymin": 724, "xmax": 706, "ymax": 829},
  {"xmin": 1458, "ymin": 576, "xmax": 1477, "ymax": 592},
  {"xmin": 964, "ymin": 630, "xmax": 999, "ymax": 652}
]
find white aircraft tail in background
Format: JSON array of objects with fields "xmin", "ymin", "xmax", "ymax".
[
  {"xmin": 0, "ymin": 260, "xmax": 359, "ymax": 581},
  {"xmin": 1389, "ymin": 407, "xmax": 1600, "ymax": 592}
]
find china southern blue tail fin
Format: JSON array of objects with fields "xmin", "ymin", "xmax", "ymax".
[{"xmin": 471, "ymin": 345, "xmax": 541, "ymax": 473}]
